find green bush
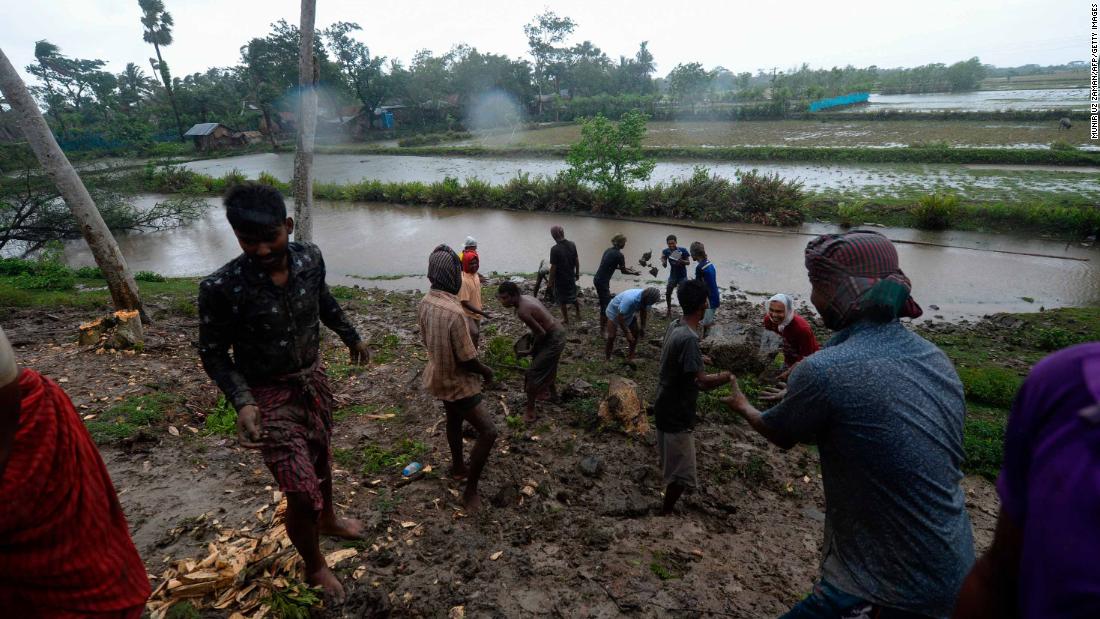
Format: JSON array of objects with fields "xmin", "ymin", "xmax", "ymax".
[
  {"xmin": 957, "ymin": 366, "xmax": 1022, "ymax": 408},
  {"xmin": 1049, "ymin": 140, "xmax": 1078, "ymax": 151},
  {"xmin": 74, "ymin": 266, "xmax": 104, "ymax": 279},
  {"xmin": 204, "ymin": 396, "xmax": 237, "ymax": 436},
  {"xmin": 836, "ymin": 200, "xmax": 867, "ymax": 228},
  {"xmin": 911, "ymin": 193, "xmax": 959, "ymax": 230},
  {"xmin": 134, "ymin": 270, "xmax": 167, "ymax": 282},
  {"xmin": 1033, "ymin": 327, "xmax": 1087, "ymax": 351},
  {"xmin": 963, "ymin": 416, "xmax": 1005, "ymax": 480}
]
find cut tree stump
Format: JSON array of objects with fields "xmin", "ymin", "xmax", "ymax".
[
  {"xmin": 598, "ymin": 376, "xmax": 649, "ymax": 436},
  {"xmin": 78, "ymin": 310, "xmax": 144, "ymax": 350}
]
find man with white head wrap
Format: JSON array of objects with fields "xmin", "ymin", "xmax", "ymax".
[{"xmin": 763, "ymin": 293, "xmax": 820, "ymax": 380}]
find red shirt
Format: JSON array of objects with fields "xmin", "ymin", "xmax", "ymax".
[
  {"xmin": 0, "ymin": 369, "xmax": 150, "ymax": 615},
  {"xmin": 763, "ymin": 313, "xmax": 820, "ymax": 366}
]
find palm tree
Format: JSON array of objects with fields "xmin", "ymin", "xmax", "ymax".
[
  {"xmin": 0, "ymin": 46, "xmax": 146, "ymax": 317},
  {"xmin": 138, "ymin": 0, "xmax": 184, "ymax": 140}
]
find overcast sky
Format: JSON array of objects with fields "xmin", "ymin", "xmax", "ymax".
[{"xmin": 2, "ymin": 0, "xmax": 1091, "ymax": 84}]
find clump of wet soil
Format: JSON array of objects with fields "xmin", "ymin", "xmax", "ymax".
[{"xmin": 6, "ymin": 282, "xmax": 998, "ymax": 618}]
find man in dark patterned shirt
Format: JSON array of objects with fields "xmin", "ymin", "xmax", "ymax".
[{"xmin": 198, "ymin": 183, "xmax": 370, "ymax": 604}]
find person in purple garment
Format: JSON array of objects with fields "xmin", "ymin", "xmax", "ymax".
[{"xmin": 953, "ymin": 341, "xmax": 1100, "ymax": 619}]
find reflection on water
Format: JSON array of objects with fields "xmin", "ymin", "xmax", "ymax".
[
  {"xmin": 63, "ymin": 196, "xmax": 1099, "ymax": 321},
  {"xmin": 854, "ymin": 89, "xmax": 1090, "ymax": 112}
]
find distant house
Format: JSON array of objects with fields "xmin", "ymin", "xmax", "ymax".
[{"xmin": 183, "ymin": 123, "xmax": 245, "ymax": 151}]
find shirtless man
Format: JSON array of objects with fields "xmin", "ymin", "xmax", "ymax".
[{"xmin": 496, "ymin": 281, "xmax": 567, "ymax": 423}]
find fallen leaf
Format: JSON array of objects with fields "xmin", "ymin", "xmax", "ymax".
[
  {"xmin": 489, "ymin": 551, "xmax": 503, "ymax": 561},
  {"xmin": 400, "ymin": 521, "xmax": 417, "ymax": 528},
  {"xmin": 168, "ymin": 426, "xmax": 180, "ymax": 436},
  {"xmin": 520, "ymin": 486, "xmax": 535, "ymax": 497},
  {"xmin": 449, "ymin": 605, "xmax": 465, "ymax": 619},
  {"xmin": 325, "ymin": 549, "xmax": 358, "ymax": 566}
]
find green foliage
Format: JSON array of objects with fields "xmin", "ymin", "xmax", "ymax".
[
  {"xmin": 263, "ymin": 582, "xmax": 322, "ymax": 619},
  {"xmin": 957, "ymin": 366, "xmax": 1022, "ymax": 408},
  {"xmin": 485, "ymin": 335, "xmax": 529, "ymax": 378},
  {"xmin": 836, "ymin": 200, "xmax": 867, "ymax": 228},
  {"xmin": 1033, "ymin": 327, "xmax": 1087, "ymax": 351},
  {"xmin": 342, "ymin": 439, "xmax": 428, "ymax": 475},
  {"xmin": 648, "ymin": 550, "xmax": 687, "ymax": 580},
  {"xmin": 398, "ymin": 131, "xmax": 472, "ymax": 147},
  {"xmin": 963, "ymin": 409, "xmax": 1007, "ymax": 481},
  {"xmin": 371, "ymin": 333, "xmax": 401, "ymax": 364},
  {"xmin": 134, "ymin": 270, "xmax": 167, "ymax": 282},
  {"xmin": 0, "ymin": 254, "xmax": 76, "ymax": 291},
  {"xmin": 74, "ymin": 266, "xmax": 104, "ymax": 279},
  {"xmin": 1048, "ymin": 140, "xmax": 1078, "ymax": 151},
  {"xmin": 85, "ymin": 393, "xmax": 174, "ymax": 442},
  {"xmin": 204, "ymin": 396, "xmax": 237, "ymax": 436},
  {"xmin": 164, "ymin": 601, "xmax": 201, "ymax": 619},
  {"xmin": 911, "ymin": 193, "xmax": 959, "ymax": 230},
  {"xmin": 566, "ymin": 111, "xmax": 656, "ymax": 205}
]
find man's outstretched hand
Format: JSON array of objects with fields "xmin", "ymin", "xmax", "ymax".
[
  {"xmin": 349, "ymin": 341, "xmax": 371, "ymax": 366},
  {"xmin": 760, "ymin": 383, "xmax": 788, "ymax": 403},
  {"xmin": 236, "ymin": 404, "xmax": 263, "ymax": 449},
  {"xmin": 721, "ymin": 374, "xmax": 751, "ymax": 413}
]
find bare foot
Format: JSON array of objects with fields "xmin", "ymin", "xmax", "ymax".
[
  {"xmin": 319, "ymin": 516, "xmax": 365, "ymax": 540},
  {"xmin": 307, "ymin": 566, "xmax": 346, "ymax": 605},
  {"xmin": 450, "ymin": 466, "xmax": 469, "ymax": 481},
  {"xmin": 463, "ymin": 491, "xmax": 483, "ymax": 513}
]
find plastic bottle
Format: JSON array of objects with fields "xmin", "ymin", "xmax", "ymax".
[{"xmin": 402, "ymin": 462, "xmax": 423, "ymax": 477}]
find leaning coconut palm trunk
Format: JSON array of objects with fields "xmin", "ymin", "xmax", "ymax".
[{"xmin": 0, "ymin": 46, "xmax": 145, "ymax": 317}]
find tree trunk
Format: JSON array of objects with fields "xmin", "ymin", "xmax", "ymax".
[
  {"xmin": 292, "ymin": 0, "xmax": 318, "ymax": 242},
  {"xmin": 152, "ymin": 43, "xmax": 185, "ymax": 142},
  {"xmin": 0, "ymin": 47, "xmax": 145, "ymax": 317}
]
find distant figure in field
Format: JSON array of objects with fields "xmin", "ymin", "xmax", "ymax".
[
  {"xmin": 548, "ymin": 225, "xmax": 581, "ymax": 325},
  {"xmin": 496, "ymin": 281, "xmax": 567, "ymax": 423},
  {"xmin": 723, "ymin": 230, "xmax": 974, "ymax": 619},
  {"xmin": 1059, "ymin": 117, "xmax": 1072, "ymax": 130},
  {"xmin": 0, "ymin": 327, "xmax": 150, "ymax": 616},
  {"xmin": 953, "ymin": 342, "xmax": 1100, "ymax": 619},
  {"xmin": 593, "ymin": 234, "xmax": 640, "ymax": 329},
  {"xmin": 661, "ymin": 234, "xmax": 691, "ymax": 316},
  {"xmin": 763, "ymin": 293, "xmax": 820, "ymax": 381}
]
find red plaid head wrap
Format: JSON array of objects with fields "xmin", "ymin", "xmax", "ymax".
[{"xmin": 804, "ymin": 230, "xmax": 922, "ymax": 330}]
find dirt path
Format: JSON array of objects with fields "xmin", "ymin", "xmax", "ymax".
[{"xmin": 6, "ymin": 284, "xmax": 998, "ymax": 618}]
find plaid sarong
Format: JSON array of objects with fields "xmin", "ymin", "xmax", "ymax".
[{"xmin": 253, "ymin": 362, "xmax": 333, "ymax": 511}]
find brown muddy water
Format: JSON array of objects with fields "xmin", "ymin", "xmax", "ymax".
[{"xmin": 63, "ymin": 195, "xmax": 1098, "ymax": 321}]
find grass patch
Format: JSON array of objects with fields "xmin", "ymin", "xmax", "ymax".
[
  {"xmin": 338, "ymin": 439, "xmax": 428, "ymax": 475},
  {"xmin": 963, "ymin": 405, "xmax": 1008, "ymax": 481},
  {"xmin": 204, "ymin": 396, "xmax": 237, "ymax": 436},
  {"xmin": 85, "ymin": 393, "xmax": 176, "ymax": 442},
  {"xmin": 332, "ymin": 403, "xmax": 400, "ymax": 421},
  {"xmin": 485, "ymin": 335, "xmax": 529, "ymax": 379},
  {"xmin": 371, "ymin": 333, "xmax": 401, "ymax": 364},
  {"xmin": 648, "ymin": 550, "xmax": 688, "ymax": 581},
  {"xmin": 957, "ymin": 366, "xmax": 1023, "ymax": 409}
]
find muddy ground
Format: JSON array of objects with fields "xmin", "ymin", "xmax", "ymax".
[{"xmin": 7, "ymin": 282, "xmax": 999, "ymax": 618}]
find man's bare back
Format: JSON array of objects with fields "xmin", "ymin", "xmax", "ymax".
[{"xmin": 515, "ymin": 295, "xmax": 561, "ymax": 337}]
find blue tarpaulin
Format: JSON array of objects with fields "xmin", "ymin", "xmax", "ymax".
[{"xmin": 808, "ymin": 92, "xmax": 870, "ymax": 112}]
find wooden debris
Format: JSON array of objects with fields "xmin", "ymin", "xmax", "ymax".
[{"xmin": 146, "ymin": 500, "xmax": 306, "ymax": 618}]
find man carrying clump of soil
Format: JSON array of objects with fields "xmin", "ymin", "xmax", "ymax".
[
  {"xmin": 418, "ymin": 244, "xmax": 498, "ymax": 512},
  {"xmin": 654, "ymin": 279, "xmax": 731, "ymax": 515},
  {"xmin": 496, "ymin": 281, "xmax": 566, "ymax": 423},
  {"xmin": 198, "ymin": 183, "xmax": 371, "ymax": 604}
]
